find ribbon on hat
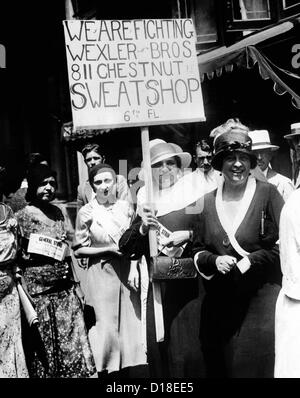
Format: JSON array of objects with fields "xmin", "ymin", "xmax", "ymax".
[{"xmin": 216, "ymin": 140, "xmax": 252, "ymax": 153}]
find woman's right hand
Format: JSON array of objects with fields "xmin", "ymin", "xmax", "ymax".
[
  {"xmin": 140, "ymin": 205, "xmax": 158, "ymax": 235},
  {"xmin": 108, "ymin": 245, "xmax": 123, "ymax": 257},
  {"xmin": 215, "ymin": 255, "xmax": 237, "ymax": 275}
]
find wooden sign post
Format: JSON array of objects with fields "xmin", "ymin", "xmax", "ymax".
[{"xmin": 141, "ymin": 126, "xmax": 164, "ymax": 341}]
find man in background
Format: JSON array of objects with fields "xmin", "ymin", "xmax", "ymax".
[
  {"xmin": 249, "ymin": 129, "xmax": 294, "ymax": 201},
  {"xmin": 284, "ymin": 123, "xmax": 300, "ymax": 189},
  {"xmin": 192, "ymin": 139, "xmax": 222, "ymax": 193}
]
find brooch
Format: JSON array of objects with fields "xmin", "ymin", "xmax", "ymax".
[{"xmin": 222, "ymin": 234, "xmax": 230, "ymax": 248}]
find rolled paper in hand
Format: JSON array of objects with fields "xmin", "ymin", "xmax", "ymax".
[{"xmin": 17, "ymin": 283, "xmax": 38, "ymax": 326}]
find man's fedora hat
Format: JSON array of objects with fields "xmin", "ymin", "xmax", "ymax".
[
  {"xmin": 248, "ymin": 130, "xmax": 279, "ymax": 151},
  {"xmin": 284, "ymin": 123, "xmax": 300, "ymax": 140}
]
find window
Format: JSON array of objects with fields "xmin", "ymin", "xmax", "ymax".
[
  {"xmin": 282, "ymin": 0, "xmax": 300, "ymax": 9},
  {"xmin": 280, "ymin": 0, "xmax": 300, "ymax": 18},
  {"xmin": 232, "ymin": 0, "xmax": 271, "ymax": 21},
  {"xmin": 177, "ymin": 0, "xmax": 219, "ymax": 51},
  {"xmin": 190, "ymin": 0, "xmax": 218, "ymax": 45},
  {"xmin": 226, "ymin": 0, "xmax": 276, "ymax": 31}
]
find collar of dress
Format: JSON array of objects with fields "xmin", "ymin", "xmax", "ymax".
[{"xmin": 215, "ymin": 176, "xmax": 256, "ymax": 257}]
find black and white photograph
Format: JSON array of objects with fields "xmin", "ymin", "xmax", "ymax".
[{"xmin": 0, "ymin": 0, "xmax": 300, "ymax": 388}]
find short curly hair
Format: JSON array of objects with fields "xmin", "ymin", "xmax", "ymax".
[
  {"xmin": 81, "ymin": 143, "xmax": 105, "ymax": 160},
  {"xmin": 195, "ymin": 139, "xmax": 212, "ymax": 153}
]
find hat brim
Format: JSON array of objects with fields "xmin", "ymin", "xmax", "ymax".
[
  {"xmin": 212, "ymin": 149, "xmax": 257, "ymax": 172},
  {"xmin": 252, "ymin": 144, "xmax": 279, "ymax": 151},
  {"xmin": 151, "ymin": 152, "xmax": 192, "ymax": 169},
  {"xmin": 284, "ymin": 132, "xmax": 300, "ymax": 139}
]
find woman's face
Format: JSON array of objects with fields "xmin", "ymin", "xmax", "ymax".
[
  {"xmin": 222, "ymin": 152, "xmax": 251, "ymax": 187},
  {"xmin": 152, "ymin": 156, "xmax": 180, "ymax": 190},
  {"xmin": 93, "ymin": 171, "xmax": 116, "ymax": 203},
  {"xmin": 36, "ymin": 176, "xmax": 56, "ymax": 202}
]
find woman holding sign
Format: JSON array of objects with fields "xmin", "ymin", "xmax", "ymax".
[
  {"xmin": 73, "ymin": 163, "xmax": 147, "ymax": 377},
  {"xmin": 16, "ymin": 164, "xmax": 95, "ymax": 378},
  {"xmin": 119, "ymin": 139, "xmax": 205, "ymax": 378}
]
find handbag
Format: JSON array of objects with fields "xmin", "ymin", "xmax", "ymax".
[{"xmin": 150, "ymin": 256, "xmax": 197, "ymax": 280}]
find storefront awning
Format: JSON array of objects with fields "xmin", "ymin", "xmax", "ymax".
[
  {"xmin": 62, "ymin": 121, "xmax": 112, "ymax": 141},
  {"xmin": 198, "ymin": 20, "xmax": 300, "ymax": 108}
]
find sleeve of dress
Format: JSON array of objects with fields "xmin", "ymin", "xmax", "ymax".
[
  {"xmin": 72, "ymin": 206, "xmax": 92, "ymax": 251},
  {"xmin": 282, "ymin": 178, "xmax": 295, "ymax": 202},
  {"xmin": 119, "ymin": 215, "xmax": 149, "ymax": 259},
  {"xmin": 116, "ymin": 174, "xmax": 133, "ymax": 204},
  {"xmin": 191, "ymin": 213, "xmax": 218, "ymax": 278},
  {"xmin": 77, "ymin": 184, "xmax": 84, "ymax": 210},
  {"xmin": 279, "ymin": 193, "xmax": 300, "ymax": 299},
  {"xmin": 247, "ymin": 185, "xmax": 284, "ymax": 280}
]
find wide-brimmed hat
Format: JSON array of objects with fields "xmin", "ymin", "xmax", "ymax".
[
  {"xmin": 150, "ymin": 140, "xmax": 192, "ymax": 169},
  {"xmin": 284, "ymin": 123, "xmax": 300, "ymax": 140},
  {"xmin": 212, "ymin": 130, "xmax": 257, "ymax": 171},
  {"xmin": 248, "ymin": 130, "xmax": 279, "ymax": 151}
]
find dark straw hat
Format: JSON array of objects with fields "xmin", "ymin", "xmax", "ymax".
[{"xmin": 212, "ymin": 130, "xmax": 257, "ymax": 171}]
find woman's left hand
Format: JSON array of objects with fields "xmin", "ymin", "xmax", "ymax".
[{"xmin": 160, "ymin": 230, "xmax": 190, "ymax": 248}]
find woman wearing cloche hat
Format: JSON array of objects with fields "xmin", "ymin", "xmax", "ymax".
[
  {"xmin": 119, "ymin": 139, "xmax": 206, "ymax": 378},
  {"xmin": 192, "ymin": 119, "xmax": 284, "ymax": 378}
]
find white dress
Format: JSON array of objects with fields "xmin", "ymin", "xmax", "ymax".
[
  {"xmin": 275, "ymin": 189, "xmax": 300, "ymax": 377},
  {"xmin": 73, "ymin": 199, "xmax": 147, "ymax": 373}
]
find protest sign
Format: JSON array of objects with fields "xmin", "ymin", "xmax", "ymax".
[
  {"xmin": 156, "ymin": 220, "xmax": 186, "ymax": 258},
  {"xmin": 63, "ymin": 19, "xmax": 205, "ymax": 129},
  {"xmin": 27, "ymin": 233, "xmax": 68, "ymax": 261}
]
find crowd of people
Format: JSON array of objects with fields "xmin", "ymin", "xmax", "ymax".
[{"xmin": 0, "ymin": 119, "xmax": 300, "ymax": 378}]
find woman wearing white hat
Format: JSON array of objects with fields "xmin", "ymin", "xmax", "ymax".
[
  {"xmin": 248, "ymin": 130, "xmax": 294, "ymax": 202},
  {"xmin": 119, "ymin": 139, "xmax": 205, "ymax": 378}
]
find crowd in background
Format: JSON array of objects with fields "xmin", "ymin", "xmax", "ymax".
[{"xmin": 1, "ymin": 119, "xmax": 300, "ymax": 378}]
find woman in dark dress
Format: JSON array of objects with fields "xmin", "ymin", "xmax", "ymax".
[
  {"xmin": 192, "ymin": 123, "xmax": 284, "ymax": 378},
  {"xmin": 119, "ymin": 139, "xmax": 205, "ymax": 378},
  {"xmin": 16, "ymin": 165, "xmax": 96, "ymax": 378}
]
